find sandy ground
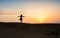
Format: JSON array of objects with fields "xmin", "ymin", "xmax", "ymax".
[
  {"xmin": 0, "ymin": 23, "xmax": 60, "ymax": 38},
  {"xmin": 0, "ymin": 28, "xmax": 60, "ymax": 38},
  {"xmin": 0, "ymin": 28, "xmax": 48, "ymax": 38}
]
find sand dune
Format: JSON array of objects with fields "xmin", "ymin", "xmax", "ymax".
[{"xmin": 0, "ymin": 22, "xmax": 60, "ymax": 38}]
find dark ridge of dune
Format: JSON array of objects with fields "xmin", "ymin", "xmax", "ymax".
[
  {"xmin": 0, "ymin": 22, "xmax": 60, "ymax": 38},
  {"xmin": 0, "ymin": 22, "xmax": 60, "ymax": 29},
  {"xmin": 0, "ymin": 22, "xmax": 60, "ymax": 24}
]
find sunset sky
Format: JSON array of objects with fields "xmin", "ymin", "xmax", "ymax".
[{"xmin": 0, "ymin": 0, "xmax": 60, "ymax": 23}]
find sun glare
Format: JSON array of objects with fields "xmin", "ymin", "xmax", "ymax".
[{"xmin": 37, "ymin": 15, "xmax": 58, "ymax": 23}]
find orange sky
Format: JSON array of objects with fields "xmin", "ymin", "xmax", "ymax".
[{"xmin": 0, "ymin": 0, "xmax": 60, "ymax": 23}]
